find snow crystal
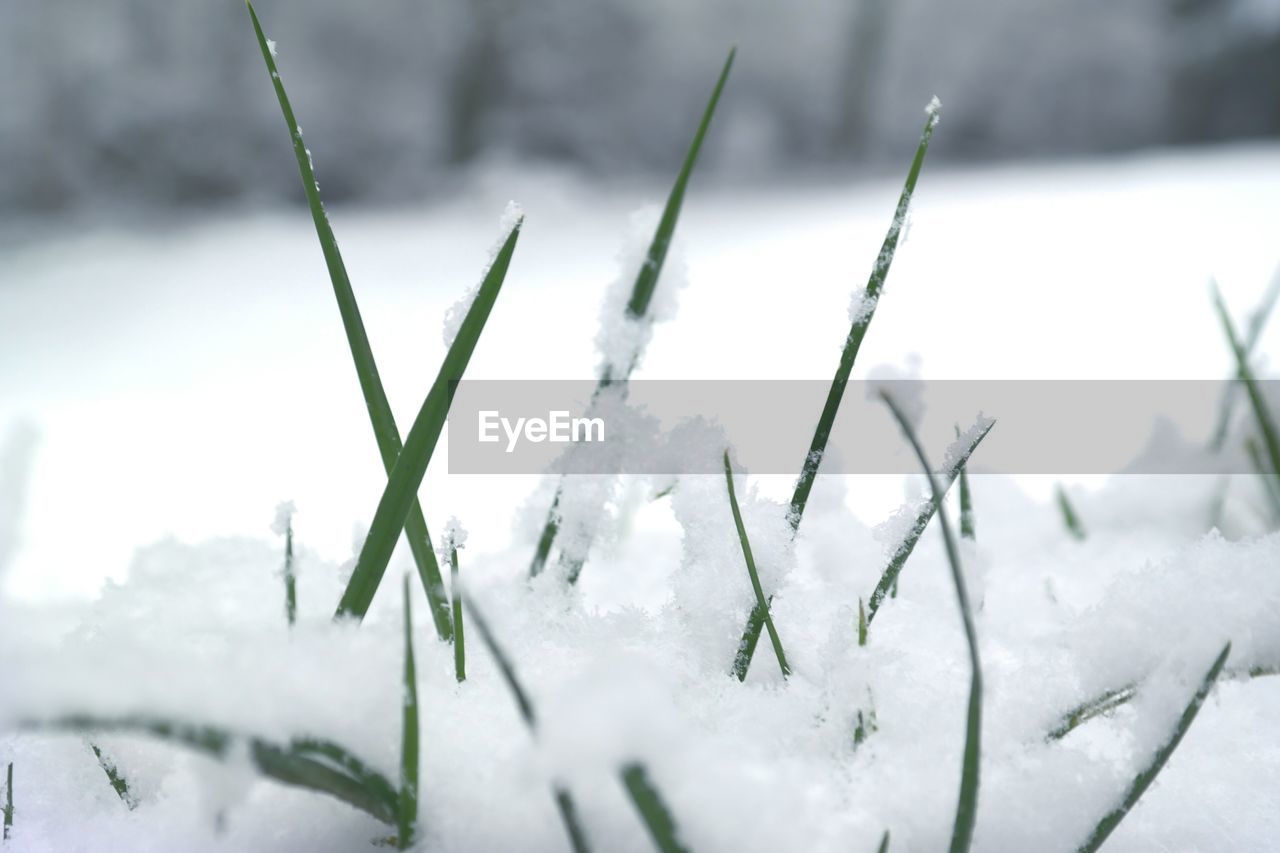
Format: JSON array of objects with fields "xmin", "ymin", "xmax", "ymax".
[
  {"xmin": 926, "ymin": 95, "xmax": 942, "ymax": 121},
  {"xmin": 442, "ymin": 516, "xmax": 468, "ymax": 552},
  {"xmin": 266, "ymin": 39, "xmax": 278, "ymax": 59},
  {"xmin": 443, "ymin": 201, "xmax": 523, "ymax": 347},
  {"xmin": 847, "ymin": 287, "xmax": 878, "ymax": 327},
  {"xmin": 270, "ymin": 500, "xmax": 294, "ymax": 536}
]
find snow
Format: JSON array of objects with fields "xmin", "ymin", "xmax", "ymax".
[
  {"xmin": 270, "ymin": 501, "xmax": 295, "ymax": 537},
  {"xmin": 3, "ymin": 146, "xmax": 1280, "ymax": 850},
  {"xmin": 442, "ymin": 201, "xmax": 522, "ymax": 348}
]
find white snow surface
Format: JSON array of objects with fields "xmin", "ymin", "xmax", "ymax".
[{"xmin": 2, "ymin": 146, "xmax": 1280, "ymax": 850}]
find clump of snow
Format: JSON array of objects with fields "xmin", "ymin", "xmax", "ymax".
[
  {"xmin": 926, "ymin": 95, "xmax": 942, "ymax": 122},
  {"xmin": 441, "ymin": 516, "xmax": 468, "ymax": 555},
  {"xmin": 443, "ymin": 201, "xmax": 523, "ymax": 347},
  {"xmin": 594, "ymin": 205, "xmax": 689, "ymax": 377},
  {"xmin": 270, "ymin": 501, "xmax": 295, "ymax": 537},
  {"xmin": 847, "ymin": 287, "xmax": 878, "ymax": 327},
  {"xmin": 266, "ymin": 39, "xmax": 278, "ymax": 59}
]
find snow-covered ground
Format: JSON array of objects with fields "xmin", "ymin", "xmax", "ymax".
[{"xmin": 2, "ymin": 143, "xmax": 1280, "ymax": 851}]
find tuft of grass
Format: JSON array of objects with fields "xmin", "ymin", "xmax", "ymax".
[
  {"xmin": 880, "ymin": 390, "xmax": 982, "ymax": 853},
  {"xmin": 448, "ymin": 532, "xmax": 466, "ymax": 683},
  {"xmin": 732, "ymin": 98, "xmax": 944, "ymax": 674},
  {"xmin": 24, "ymin": 716, "xmax": 400, "ymax": 825},
  {"xmin": 90, "ymin": 744, "xmax": 138, "ymax": 810},
  {"xmin": 3, "ymin": 762, "xmax": 10, "ymax": 842},
  {"xmin": 621, "ymin": 763, "xmax": 693, "ymax": 853},
  {"xmin": 1072, "ymin": 642, "xmax": 1231, "ymax": 853},
  {"xmin": 530, "ymin": 48, "xmax": 736, "ymax": 582},
  {"xmin": 1210, "ymin": 270, "xmax": 1280, "ymax": 452},
  {"xmin": 863, "ymin": 418, "xmax": 995, "ymax": 629},
  {"xmin": 465, "ymin": 601, "xmax": 592, "ymax": 853},
  {"xmin": 246, "ymin": 0, "xmax": 454, "ymax": 640},
  {"xmin": 398, "ymin": 575, "xmax": 420, "ymax": 850},
  {"xmin": 723, "ymin": 451, "xmax": 790, "ymax": 680},
  {"xmin": 1212, "ymin": 282, "xmax": 1280, "ymax": 504},
  {"xmin": 335, "ymin": 219, "xmax": 522, "ymax": 621},
  {"xmin": 1055, "ymin": 485, "xmax": 1087, "ymax": 541}
]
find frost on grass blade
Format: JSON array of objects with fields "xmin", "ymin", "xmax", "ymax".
[
  {"xmin": 1072, "ymin": 642, "xmax": 1231, "ymax": 853},
  {"xmin": 22, "ymin": 716, "xmax": 400, "ymax": 826},
  {"xmin": 245, "ymin": 0, "xmax": 454, "ymax": 641},
  {"xmin": 273, "ymin": 501, "xmax": 298, "ymax": 626},
  {"xmin": 466, "ymin": 600, "xmax": 592, "ymax": 853},
  {"xmin": 734, "ymin": 99, "xmax": 942, "ymax": 679},
  {"xmin": 879, "ymin": 389, "xmax": 982, "ymax": 853},
  {"xmin": 90, "ymin": 744, "xmax": 138, "ymax": 810},
  {"xmin": 335, "ymin": 216, "xmax": 522, "ymax": 622},
  {"xmin": 529, "ymin": 48, "xmax": 735, "ymax": 582},
  {"xmin": 864, "ymin": 415, "xmax": 995, "ymax": 628}
]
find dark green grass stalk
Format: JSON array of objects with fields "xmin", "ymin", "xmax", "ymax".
[
  {"xmin": 1213, "ymin": 282, "xmax": 1280, "ymax": 506},
  {"xmin": 1073, "ymin": 642, "xmax": 1231, "ymax": 853},
  {"xmin": 466, "ymin": 601, "xmax": 592, "ymax": 853},
  {"xmin": 529, "ymin": 48, "xmax": 736, "ymax": 581},
  {"xmin": 2, "ymin": 763, "xmax": 10, "ymax": 842},
  {"xmin": 880, "ymin": 391, "xmax": 981, "ymax": 853},
  {"xmin": 862, "ymin": 418, "xmax": 995, "ymax": 630},
  {"xmin": 733, "ymin": 103, "xmax": 942, "ymax": 676},
  {"xmin": 621, "ymin": 763, "xmax": 693, "ymax": 853},
  {"xmin": 246, "ymin": 1, "xmax": 453, "ymax": 641},
  {"xmin": 283, "ymin": 515, "xmax": 297, "ymax": 627},
  {"xmin": 1055, "ymin": 485, "xmax": 1087, "ymax": 541},
  {"xmin": 1210, "ymin": 270, "xmax": 1280, "ymax": 452},
  {"xmin": 24, "ymin": 716, "xmax": 400, "ymax": 825},
  {"xmin": 398, "ymin": 575, "xmax": 419, "ymax": 849},
  {"xmin": 723, "ymin": 451, "xmax": 790, "ymax": 679},
  {"xmin": 1047, "ymin": 684, "xmax": 1138, "ymax": 742},
  {"xmin": 448, "ymin": 535, "xmax": 466, "ymax": 683},
  {"xmin": 877, "ymin": 830, "xmax": 891, "ymax": 853},
  {"xmin": 857, "ymin": 598, "xmax": 868, "ymax": 647},
  {"xmin": 90, "ymin": 744, "xmax": 138, "ymax": 809},
  {"xmin": 956, "ymin": 428, "xmax": 975, "ymax": 540},
  {"xmin": 335, "ymin": 220, "xmax": 522, "ymax": 621}
]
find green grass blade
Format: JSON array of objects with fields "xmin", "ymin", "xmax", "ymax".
[
  {"xmin": 864, "ymin": 417, "xmax": 995, "ymax": 628},
  {"xmin": 1073, "ymin": 642, "xmax": 1231, "ymax": 853},
  {"xmin": 335, "ymin": 220, "xmax": 522, "ymax": 621},
  {"xmin": 90, "ymin": 744, "xmax": 138, "ymax": 809},
  {"xmin": 787, "ymin": 100, "xmax": 941, "ymax": 534},
  {"xmin": 467, "ymin": 600, "xmax": 593, "ymax": 853},
  {"xmin": 857, "ymin": 598, "xmax": 868, "ymax": 647},
  {"xmin": 734, "ymin": 101, "xmax": 943, "ymax": 676},
  {"xmin": 724, "ymin": 451, "xmax": 790, "ymax": 680},
  {"xmin": 1210, "ymin": 270, "xmax": 1280, "ymax": 451},
  {"xmin": 622, "ymin": 48, "xmax": 735, "ymax": 325},
  {"xmin": 246, "ymin": 0, "xmax": 453, "ymax": 641},
  {"xmin": 879, "ymin": 391, "xmax": 982, "ymax": 853},
  {"xmin": 449, "ymin": 534, "xmax": 466, "ymax": 683},
  {"xmin": 531, "ymin": 48, "xmax": 735, "ymax": 581},
  {"xmin": 1213, "ymin": 282, "xmax": 1280, "ymax": 500},
  {"xmin": 3, "ymin": 762, "xmax": 10, "ymax": 841},
  {"xmin": 398, "ymin": 575, "xmax": 420, "ymax": 849},
  {"xmin": 284, "ymin": 515, "xmax": 297, "ymax": 627},
  {"xmin": 1055, "ymin": 485, "xmax": 1086, "ymax": 541},
  {"xmin": 621, "ymin": 763, "xmax": 693, "ymax": 853},
  {"xmin": 25, "ymin": 716, "xmax": 399, "ymax": 825},
  {"xmin": 877, "ymin": 830, "xmax": 891, "ymax": 853},
  {"xmin": 956, "ymin": 427, "xmax": 975, "ymax": 540}
]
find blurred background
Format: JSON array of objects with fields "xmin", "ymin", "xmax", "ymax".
[{"xmin": 3, "ymin": 0, "xmax": 1280, "ymax": 217}]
